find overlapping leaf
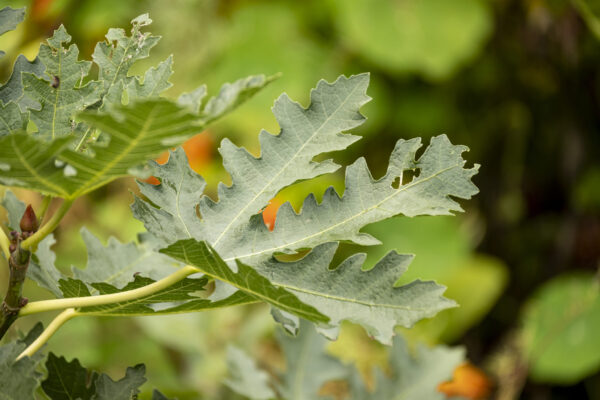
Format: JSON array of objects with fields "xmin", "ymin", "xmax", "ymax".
[
  {"xmin": 27, "ymin": 230, "xmax": 258, "ymax": 316},
  {"xmin": 161, "ymin": 240, "xmax": 327, "ymax": 323},
  {"xmin": 133, "ymin": 75, "xmax": 478, "ymax": 342},
  {"xmin": 225, "ymin": 321, "xmax": 346, "ymax": 400},
  {"xmin": 0, "ymin": 74, "xmax": 271, "ymax": 198},
  {"xmin": 134, "ymin": 74, "xmax": 370, "ymax": 248}
]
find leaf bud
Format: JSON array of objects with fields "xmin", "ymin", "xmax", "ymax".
[{"xmin": 20, "ymin": 205, "xmax": 39, "ymax": 233}]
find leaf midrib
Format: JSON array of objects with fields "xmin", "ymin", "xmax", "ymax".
[{"xmin": 225, "ymin": 163, "xmax": 463, "ymax": 263}]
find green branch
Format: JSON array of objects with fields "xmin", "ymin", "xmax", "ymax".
[
  {"xmin": 17, "ymin": 308, "xmax": 78, "ymax": 360},
  {"xmin": 20, "ymin": 198, "xmax": 73, "ymax": 251},
  {"xmin": 19, "ymin": 265, "xmax": 200, "ymax": 316}
]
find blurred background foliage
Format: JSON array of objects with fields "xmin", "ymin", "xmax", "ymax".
[{"xmin": 0, "ymin": 0, "xmax": 599, "ymax": 399}]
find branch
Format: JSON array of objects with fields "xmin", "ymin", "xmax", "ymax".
[
  {"xmin": 21, "ymin": 198, "xmax": 73, "ymax": 251},
  {"xmin": 16, "ymin": 308, "xmax": 78, "ymax": 360},
  {"xmin": 19, "ymin": 265, "xmax": 201, "ymax": 316}
]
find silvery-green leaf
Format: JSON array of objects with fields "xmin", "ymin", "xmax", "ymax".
[
  {"xmin": 177, "ymin": 85, "xmax": 207, "ymax": 113},
  {"xmin": 134, "ymin": 74, "xmax": 370, "ymax": 249},
  {"xmin": 224, "ymin": 135, "xmax": 479, "ymax": 266},
  {"xmin": 254, "ymin": 242, "xmax": 455, "ymax": 345},
  {"xmin": 72, "ymin": 228, "xmax": 182, "ymax": 292}
]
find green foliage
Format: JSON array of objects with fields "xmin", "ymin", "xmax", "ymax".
[
  {"xmin": 0, "ymin": 10, "xmax": 482, "ymax": 400},
  {"xmin": 522, "ymin": 273, "xmax": 600, "ymax": 384}
]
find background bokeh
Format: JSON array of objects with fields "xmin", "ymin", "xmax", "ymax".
[{"xmin": 1, "ymin": 0, "xmax": 599, "ymax": 399}]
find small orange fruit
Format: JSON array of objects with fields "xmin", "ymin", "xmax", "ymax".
[{"xmin": 438, "ymin": 362, "xmax": 492, "ymax": 399}]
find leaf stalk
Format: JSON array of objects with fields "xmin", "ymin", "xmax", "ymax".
[
  {"xmin": 19, "ymin": 265, "xmax": 200, "ymax": 316},
  {"xmin": 16, "ymin": 308, "xmax": 78, "ymax": 360}
]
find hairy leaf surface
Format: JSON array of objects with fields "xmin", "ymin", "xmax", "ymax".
[{"xmin": 134, "ymin": 74, "xmax": 370, "ymax": 248}]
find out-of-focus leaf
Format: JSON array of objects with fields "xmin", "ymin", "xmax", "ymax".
[
  {"xmin": 225, "ymin": 346, "xmax": 276, "ymax": 400},
  {"xmin": 350, "ymin": 335, "xmax": 464, "ymax": 400},
  {"xmin": 1, "ymin": 189, "xmax": 26, "ymax": 232},
  {"xmin": 276, "ymin": 321, "xmax": 348, "ymax": 400},
  {"xmin": 522, "ymin": 273, "xmax": 600, "ymax": 384},
  {"xmin": 331, "ymin": 0, "xmax": 492, "ymax": 80}
]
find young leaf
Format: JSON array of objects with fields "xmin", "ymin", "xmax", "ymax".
[
  {"xmin": 161, "ymin": 239, "xmax": 328, "ymax": 324},
  {"xmin": 225, "ymin": 346, "xmax": 276, "ymax": 400},
  {"xmin": 0, "ymin": 324, "xmax": 45, "ymax": 400},
  {"xmin": 41, "ymin": 353, "xmax": 98, "ymax": 400},
  {"xmin": 23, "ymin": 25, "xmax": 101, "ymax": 139}
]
